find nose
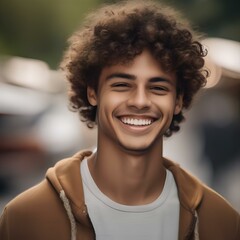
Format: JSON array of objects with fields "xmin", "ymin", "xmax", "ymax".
[{"xmin": 127, "ymin": 86, "xmax": 151, "ymax": 110}]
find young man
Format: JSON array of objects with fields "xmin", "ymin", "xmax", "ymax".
[{"xmin": 0, "ymin": 1, "xmax": 239, "ymax": 239}]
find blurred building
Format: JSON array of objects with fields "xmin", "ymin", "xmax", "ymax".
[{"xmin": 0, "ymin": 57, "xmax": 97, "ymax": 211}]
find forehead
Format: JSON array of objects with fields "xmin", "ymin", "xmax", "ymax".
[{"xmin": 100, "ymin": 50, "xmax": 176, "ymax": 84}]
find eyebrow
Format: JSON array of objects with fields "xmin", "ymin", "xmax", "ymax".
[
  {"xmin": 149, "ymin": 77, "xmax": 173, "ymax": 85},
  {"xmin": 106, "ymin": 72, "xmax": 173, "ymax": 85},
  {"xmin": 106, "ymin": 73, "xmax": 136, "ymax": 81}
]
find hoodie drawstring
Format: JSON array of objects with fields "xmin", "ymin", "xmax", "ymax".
[
  {"xmin": 194, "ymin": 211, "xmax": 199, "ymax": 240},
  {"xmin": 60, "ymin": 190, "xmax": 77, "ymax": 240}
]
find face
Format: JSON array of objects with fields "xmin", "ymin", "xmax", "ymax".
[{"xmin": 88, "ymin": 50, "xmax": 182, "ymax": 153}]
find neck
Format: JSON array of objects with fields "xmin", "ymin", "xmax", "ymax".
[{"xmin": 88, "ymin": 138, "xmax": 166, "ymax": 206}]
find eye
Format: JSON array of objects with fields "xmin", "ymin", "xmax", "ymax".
[
  {"xmin": 111, "ymin": 82, "xmax": 131, "ymax": 91},
  {"xmin": 149, "ymin": 86, "xmax": 168, "ymax": 95}
]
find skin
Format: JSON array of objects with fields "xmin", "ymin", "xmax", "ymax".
[{"xmin": 87, "ymin": 49, "xmax": 183, "ymax": 205}]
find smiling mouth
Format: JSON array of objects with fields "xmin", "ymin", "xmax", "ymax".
[{"xmin": 120, "ymin": 117, "xmax": 154, "ymax": 126}]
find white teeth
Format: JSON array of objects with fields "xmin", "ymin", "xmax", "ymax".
[{"xmin": 121, "ymin": 117, "xmax": 152, "ymax": 126}]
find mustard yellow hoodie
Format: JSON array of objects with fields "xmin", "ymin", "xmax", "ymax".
[{"xmin": 0, "ymin": 150, "xmax": 239, "ymax": 240}]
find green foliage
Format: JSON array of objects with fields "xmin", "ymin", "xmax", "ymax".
[{"xmin": 0, "ymin": 0, "xmax": 99, "ymax": 68}]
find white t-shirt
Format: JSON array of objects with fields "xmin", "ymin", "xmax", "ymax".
[{"xmin": 81, "ymin": 158, "xmax": 180, "ymax": 240}]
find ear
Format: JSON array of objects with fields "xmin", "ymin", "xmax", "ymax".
[
  {"xmin": 87, "ymin": 86, "xmax": 97, "ymax": 106},
  {"xmin": 174, "ymin": 94, "xmax": 183, "ymax": 115}
]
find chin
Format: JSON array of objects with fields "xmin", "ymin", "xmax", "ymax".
[{"xmin": 118, "ymin": 141, "xmax": 155, "ymax": 154}]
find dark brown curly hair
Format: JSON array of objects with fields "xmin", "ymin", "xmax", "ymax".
[{"xmin": 60, "ymin": 0, "xmax": 208, "ymax": 137}]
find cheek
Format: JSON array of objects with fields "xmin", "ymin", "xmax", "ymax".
[
  {"xmin": 99, "ymin": 91, "xmax": 127, "ymax": 109},
  {"xmin": 96, "ymin": 92, "xmax": 123, "ymax": 120},
  {"xmin": 154, "ymin": 95, "xmax": 176, "ymax": 112}
]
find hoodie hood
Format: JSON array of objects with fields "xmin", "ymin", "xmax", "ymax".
[
  {"xmin": 46, "ymin": 150, "xmax": 93, "ymax": 240},
  {"xmin": 163, "ymin": 158, "xmax": 203, "ymax": 211},
  {"xmin": 46, "ymin": 150, "xmax": 204, "ymax": 240},
  {"xmin": 163, "ymin": 158, "xmax": 203, "ymax": 240}
]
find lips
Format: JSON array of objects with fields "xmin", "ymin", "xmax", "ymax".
[{"xmin": 119, "ymin": 116, "xmax": 155, "ymax": 126}]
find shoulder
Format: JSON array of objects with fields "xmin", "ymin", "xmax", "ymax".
[
  {"xmin": 164, "ymin": 157, "xmax": 238, "ymax": 213},
  {"xmin": 165, "ymin": 158, "xmax": 240, "ymax": 238},
  {"xmin": 164, "ymin": 158, "xmax": 239, "ymax": 214},
  {"xmin": 2, "ymin": 149, "xmax": 91, "ymax": 216},
  {"xmin": 0, "ymin": 150, "xmax": 92, "ymax": 239},
  {"xmin": 0, "ymin": 180, "xmax": 70, "ymax": 239},
  {"xmin": 2, "ymin": 179, "xmax": 65, "ymax": 220},
  {"xmin": 199, "ymin": 183, "xmax": 240, "ymax": 221},
  {"xmin": 198, "ymin": 185, "xmax": 240, "ymax": 239}
]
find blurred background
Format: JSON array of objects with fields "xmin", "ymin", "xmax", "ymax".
[{"xmin": 0, "ymin": 0, "xmax": 239, "ymax": 212}]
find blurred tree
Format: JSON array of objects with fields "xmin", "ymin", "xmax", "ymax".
[
  {"xmin": 0, "ymin": 0, "xmax": 239, "ymax": 68},
  {"xmin": 0, "ymin": 0, "xmax": 99, "ymax": 68},
  {"xmin": 171, "ymin": 0, "xmax": 240, "ymax": 40}
]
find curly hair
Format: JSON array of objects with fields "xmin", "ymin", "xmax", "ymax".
[{"xmin": 60, "ymin": 0, "xmax": 208, "ymax": 137}]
